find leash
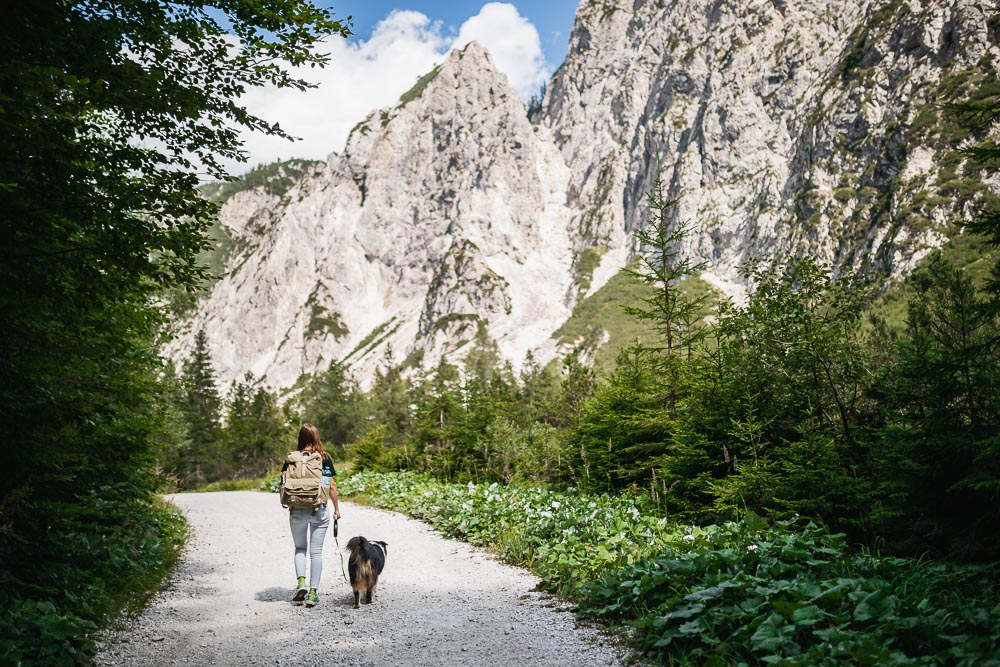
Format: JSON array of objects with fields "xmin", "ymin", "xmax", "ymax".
[{"xmin": 332, "ymin": 517, "xmax": 350, "ymax": 584}]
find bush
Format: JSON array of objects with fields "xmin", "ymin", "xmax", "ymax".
[
  {"xmin": 339, "ymin": 471, "xmax": 679, "ymax": 593},
  {"xmin": 0, "ymin": 498, "xmax": 185, "ymax": 665}
]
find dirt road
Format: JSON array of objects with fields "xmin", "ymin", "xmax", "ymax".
[{"xmin": 95, "ymin": 491, "xmax": 624, "ymax": 667}]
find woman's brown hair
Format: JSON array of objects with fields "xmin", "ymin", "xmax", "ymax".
[{"xmin": 297, "ymin": 423, "xmax": 330, "ymax": 461}]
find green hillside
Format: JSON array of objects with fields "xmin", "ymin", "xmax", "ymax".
[
  {"xmin": 552, "ymin": 269, "xmax": 722, "ymax": 375},
  {"xmin": 869, "ymin": 232, "xmax": 997, "ymax": 327},
  {"xmin": 199, "ymin": 159, "xmax": 322, "ymax": 203}
]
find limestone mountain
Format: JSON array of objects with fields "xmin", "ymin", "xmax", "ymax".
[
  {"xmin": 170, "ymin": 0, "xmax": 999, "ymax": 390},
  {"xmin": 171, "ymin": 42, "xmax": 578, "ymax": 388}
]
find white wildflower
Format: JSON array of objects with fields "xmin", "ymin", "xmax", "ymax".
[{"xmin": 682, "ymin": 534, "xmax": 695, "ymax": 542}]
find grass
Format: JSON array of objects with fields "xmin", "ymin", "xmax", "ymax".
[
  {"xmin": 345, "ymin": 317, "xmax": 400, "ymax": 362},
  {"xmin": 868, "ymin": 232, "xmax": 997, "ymax": 329},
  {"xmin": 202, "ymin": 464, "xmax": 354, "ymax": 496},
  {"xmin": 398, "ymin": 65, "xmax": 441, "ymax": 108},
  {"xmin": 186, "ymin": 478, "xmax": 269, "ymax": 493},
  {"xmin": 114, "ymin": 499, "xmax": 188, "ymax": 616},
  {"xmin": 198, "ymin": 159, "xmax": 321, "ymax": 204}
]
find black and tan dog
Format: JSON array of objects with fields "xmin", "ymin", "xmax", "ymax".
[{"xmin": 345, "ymin": 536, "xmax": 388, "ymax": 609}]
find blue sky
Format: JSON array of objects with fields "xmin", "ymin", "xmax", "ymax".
[
  {"xmin": 229, "ymin": 2, "xmax": 581, "ymax": 174},
  {"xmin": 333, "ymin": 1, "xmax": 579, "ymax": 67}
]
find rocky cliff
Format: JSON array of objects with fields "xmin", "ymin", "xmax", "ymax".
[
  {"xmin": 541, "ymin": 0, "xmax": 998, "ymax": 291},
  {"xmin": 171, "ymin": 0, "xmax": 999, "ymax": 390}
]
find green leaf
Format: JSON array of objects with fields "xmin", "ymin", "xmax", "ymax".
[
  {"xmin": 853, "ymin": 590, "xmax": 898, "ymax": 622},
  {"xmin": 791, "ymin": 604, "xmax": 824, "ymax": 626}
]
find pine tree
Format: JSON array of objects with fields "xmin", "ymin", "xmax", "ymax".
[
  {"xmin": 875, "ymin": 252, "xmax": 1000, "ymax": 558},
  {"xmin": 366, "ymin": 348, "xmax": 415, "ymax": 448},
  {"xmin": 298, "ymin": 359, "xmax": 365, "ymax": 456},
  {"xmin": 181, "ymin": 329, "xmax": 222, "ymax": 449},
  {"xmin": 670, "ymin": 257, "xmax": 875, "ymax": 525},
  {"xmin": 559, "ymin": 348, "xmax": 595, "ymax": 427},
  {"xmin": 223, "ymin": 372, "xmax": 287, "ymax": 479},
  {"xmin": 622, "ymin": 180, "xmax": 710, "ymax": 417},
  {"xmin": 573, "ymin": 344, "xmax": 663, "ymax": 492},
  {"xmin": 412, "ymin": 358, "xmax": 463, "ymax": 479},
  {"xmin": 519, "ymin": 351, "xmax": 562, "ymax": 425}
]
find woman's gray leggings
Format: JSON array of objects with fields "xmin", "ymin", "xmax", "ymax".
[{"xmin": 289, "ymin": 505, "xmax": 330, "ymax": 589}]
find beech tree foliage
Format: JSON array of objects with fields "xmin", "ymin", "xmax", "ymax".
[{"xmin": 0, "ymin": 2, "xmax": 349, "ymax": 663}]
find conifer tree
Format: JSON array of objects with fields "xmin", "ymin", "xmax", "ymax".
[
  {"xmin": 559, "ymin": 348, "xmax": 596, "ymax": 427},
  {"xmin": 181, "ymin": 329, "xmax": 222, "ymax": 448},
  {"xmin": 519, "ymin": 351, "xmax": 562, "ymax": 425},
  {"xmin": 223, "ymin": 372, "xmax": 287, "ymax": 479},
  {"xmin": 875, "ymin": 252, "xmax": 1000, "ymax": 558},
  {"xmin": 623, "ymin": 180, "xmax": 710, "ymax": 416},
  {"xmin": 367, "ymin": 348, "xmax": 415, "ymax": 447},
  {"xmin": 413, "ymin": 359, "xmax": 463, "ymax": 479},
  {"xmin": 298, "ymin": 359, "xmax": 365, "ymax": 455},
  {"xmin": 573, "ymin": 344, "xmax": 664, "ymax": 492}
]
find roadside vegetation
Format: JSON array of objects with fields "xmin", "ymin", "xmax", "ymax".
[{"xmin": 339, "ymin": 471, "xmax": 1000, "ymax": 665}]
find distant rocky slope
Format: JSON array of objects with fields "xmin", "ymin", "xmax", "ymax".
[{"xmin": 170, "ymin": 0, "xmax": 999, "ymax": 390}]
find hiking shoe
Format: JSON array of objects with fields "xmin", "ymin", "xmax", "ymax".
[
  {"xmin": 304, "ymin": 589, "xmax": 319, "ymax": 607},
  {"xmin": 293, "ymin": 577, "xmax": 308, "ymax": 601}
]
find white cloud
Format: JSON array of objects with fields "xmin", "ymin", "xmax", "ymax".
[
  {"xmin": 224, "ymin": 3, "xmax": 551, "ymax": 177},
  {"xmin": 454, "ymin": 3, "xmax": 550, "ymax": 99}
]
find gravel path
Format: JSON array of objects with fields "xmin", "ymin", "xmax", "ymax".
[{"xmin": 95, "ymin": 491, "xmax": 625, "ymax": 667}]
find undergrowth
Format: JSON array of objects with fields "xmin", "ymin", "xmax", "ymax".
[
  {"xmin": 0, "ymin": 497, "xmax": 186, "ymax": 666},
  {"xmin": 339, "ymin": 471, "xmax": 1000, "ymax": 665}
]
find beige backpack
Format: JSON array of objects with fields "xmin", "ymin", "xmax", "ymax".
[{"xmin": 279, "ymin": 450, "xmax": 329, "ymax": 509}]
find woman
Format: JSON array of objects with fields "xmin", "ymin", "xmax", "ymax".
[{"xmin": 281, "ymin": 423, "xmax": 342, "ymax": 607}]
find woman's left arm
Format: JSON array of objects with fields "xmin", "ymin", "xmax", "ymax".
[{"xmin": 330, "ymin": 480, "xmax": 341, "ymax": 519}]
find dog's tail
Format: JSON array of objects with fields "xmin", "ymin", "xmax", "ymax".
[{"xmin": 346, "ymin": 536, "xmax": 374, "ymax": 589}]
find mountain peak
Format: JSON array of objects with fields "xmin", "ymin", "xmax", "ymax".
[
  {"xmin": 452, "ymin": 40, "xmax": 492, "ymax": 66},
  {"xmin": 175, "ymin": 0, "xmax": 997, "ymax": 393},
  {"xmin": 439, "ymin": 40, "xmax": 513, "ymax": 96},
  {"xmin": 343, "ymin": 39, "xmax": 523, "ymax": 161}
]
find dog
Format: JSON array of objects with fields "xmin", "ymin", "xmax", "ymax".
[{"xmin": 345, "ymin": 536, "xmax": 388, "ymax": 609}]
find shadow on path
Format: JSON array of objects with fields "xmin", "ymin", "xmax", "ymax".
[{"xmin": 255, "ymin": 587, "xmax": 296, "ymax": 603}]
